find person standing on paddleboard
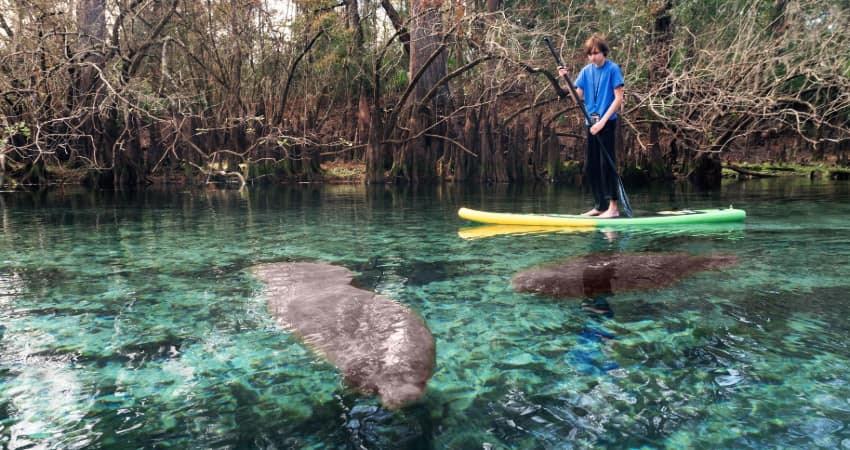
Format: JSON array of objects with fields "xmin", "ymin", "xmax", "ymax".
[{"xmin": 558, "ymin": 35, "xmax": 624, "ymax": 218}]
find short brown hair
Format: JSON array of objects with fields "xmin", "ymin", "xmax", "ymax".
[{"xmin": 583, "ymin": 35, "xmax": 609, "ymax": 56}]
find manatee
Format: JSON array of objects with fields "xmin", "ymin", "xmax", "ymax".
[
  {"xmin": 513, "ymin": 252, "xmax": 737, "ymax": 298},
  {"xmin": 252, "ymin": 262, "xmax": 435, "ymax": 409}
]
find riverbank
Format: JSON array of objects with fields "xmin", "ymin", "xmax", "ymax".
[
  {"xmin": 721, "ymin": 162, "xmax": 850, "ymax": 180},
  {"xmin": 322, "ymin": 160, "xmax": 850, "ymax": 184},
  {"xmin": 3, "ymin": 158, "xmax": 849, "ymax": 188}
]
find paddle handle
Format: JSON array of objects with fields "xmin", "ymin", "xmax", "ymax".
[{"xmin": 543, "ymin": 37, "xmax": 592, "ymax": 125}]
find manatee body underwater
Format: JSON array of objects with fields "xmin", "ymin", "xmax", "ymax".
[
  {"xmin": 512, "ymin": 252, "xmax": 738, "ymax": 299},
  {"xmin": 252, "ymin": 262, "xmax": 436, "ymax": 409}
]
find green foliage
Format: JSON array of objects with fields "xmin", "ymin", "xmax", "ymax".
[
  {"xmin": 2, "ymin": 122, "xmax": 31, "ymax": 157},
  {"xmin": 3, "ymin": 122, "xmax": 31, "ymax": 140},
  {"xmin": 246, "ymin": 162, "xmax": 283, "ymax": 179},
  {"xmin": 558, "ymin": 159, "xmax": 582, "ymax": 181},
  {"xmin": 391, "ymin": 70, "xmax": 408, "ymax": 93}
]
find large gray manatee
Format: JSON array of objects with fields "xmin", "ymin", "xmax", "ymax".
[
  {"xmin": 252, "ymin": 262, "xmax": 435, "ymax": 409},
  {"xmin": 513, "ymin": 252, "xmax": 737, "ymax": 299}
]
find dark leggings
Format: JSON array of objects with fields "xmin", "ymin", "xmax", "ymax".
[{"xmin": 585, "ymin": 119, "xmax": 618, "ymax": 211}]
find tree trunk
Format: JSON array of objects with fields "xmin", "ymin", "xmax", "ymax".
[
  {"xmin": 348, "ymin": 0, "xmax": 370, "ymax": 157},
  {"xmin": 448, "ymin": 107, "xmax": 479, "ymax": 182},
  {"xmin": 395, "ymin": 0, "xmax": 451, "ymax": 183},
  {"xmin": 380, "ymin": 0, "xmax": 410, "ymax": 57},
  {"xmin": 75, "ymin": 0, "xmax": 105, "ymax": 96},
  {"xmin": 505, "ymin": 125, "xmax": 527, "ymax": 182},
  {"xmin": 366, "ymin": 110, "xmax": 388, "ymax": 183},
  {"xmin": 647, "ymin": 1, "xmax": 673, "ymax": 179},
  {"xmin": 544, "ymin": 125, "xmax": 562, "ymax": 182},
  {"xmin": 688, "ymin": 152, "xmax": 722, "ymax": 189},
  {"xmin": 478, "ymin": 105, "xmax": 508, "ymax": 183},
  {"xmin": 228, "ymin": 0, "xmax": 245, "ymax": 156},
  {"xmin": 74, "ymin": 0, "xmax": 107, "ymax": 168}
]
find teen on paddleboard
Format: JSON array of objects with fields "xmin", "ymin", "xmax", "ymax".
[{"xmin": 558, "ymin": 35, "xmax": 624, "ymax": 218}]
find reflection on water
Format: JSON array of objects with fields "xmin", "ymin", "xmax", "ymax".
[{"xmin": 1, "ymin": 179, "xmax": 850, "ymax": 448}]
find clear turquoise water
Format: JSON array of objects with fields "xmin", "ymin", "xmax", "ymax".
[{"xmin": 1, "ymin": 179, "xmax": 849, "ymax": 449}]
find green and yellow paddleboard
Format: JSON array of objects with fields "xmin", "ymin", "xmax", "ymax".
[{"xmin": 458, "ymin": 207, "xmax": 746, "ymax": 228}]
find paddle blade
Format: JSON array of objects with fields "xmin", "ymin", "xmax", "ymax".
[{"xmin": 618, "ymin": 180, "xmax": 633, "ymax": 218}]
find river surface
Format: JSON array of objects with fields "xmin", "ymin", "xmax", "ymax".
[{"xmin": 1, "ymin": 179, "xmax": 849, "ymax": 449}]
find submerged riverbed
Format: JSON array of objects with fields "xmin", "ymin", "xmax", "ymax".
[{"xmin": 1, "ymin": 179, "xmax": 849, "ymax": 448}]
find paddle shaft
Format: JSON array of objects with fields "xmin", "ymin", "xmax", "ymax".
[{"xmin": 543, "ymin": 37, "xmax": 596, "ymax": 126}]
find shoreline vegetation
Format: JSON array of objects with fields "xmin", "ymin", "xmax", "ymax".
[
  {"xmin": 2, "ymin": 158, "xmax": 849, "ymax": 190},
  {"xmin": 1, "ymin": 1, "xmax": 848, "ymax": 190}
]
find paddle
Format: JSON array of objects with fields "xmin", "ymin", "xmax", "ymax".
[{"xmin": 543, "ymin": 36, "xmax": 633, "ymax": 218}]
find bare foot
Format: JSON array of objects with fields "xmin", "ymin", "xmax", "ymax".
[
  {"xmin": 598, "ymin": 209, "xmax": 619, "ymax": 218},
  {"xmin": 581, "ymin": 209, "xmax": 602, "ymax": 216}
]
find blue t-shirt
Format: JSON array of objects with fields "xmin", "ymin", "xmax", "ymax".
[{"xmin": 575, "ymin": 60, "xmax": 624, "ymax": 123}]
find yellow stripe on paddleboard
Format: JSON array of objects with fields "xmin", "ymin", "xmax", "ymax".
[{"xmin": 458, "ymin": 207, "xmax": 599, "ymax": 227}]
